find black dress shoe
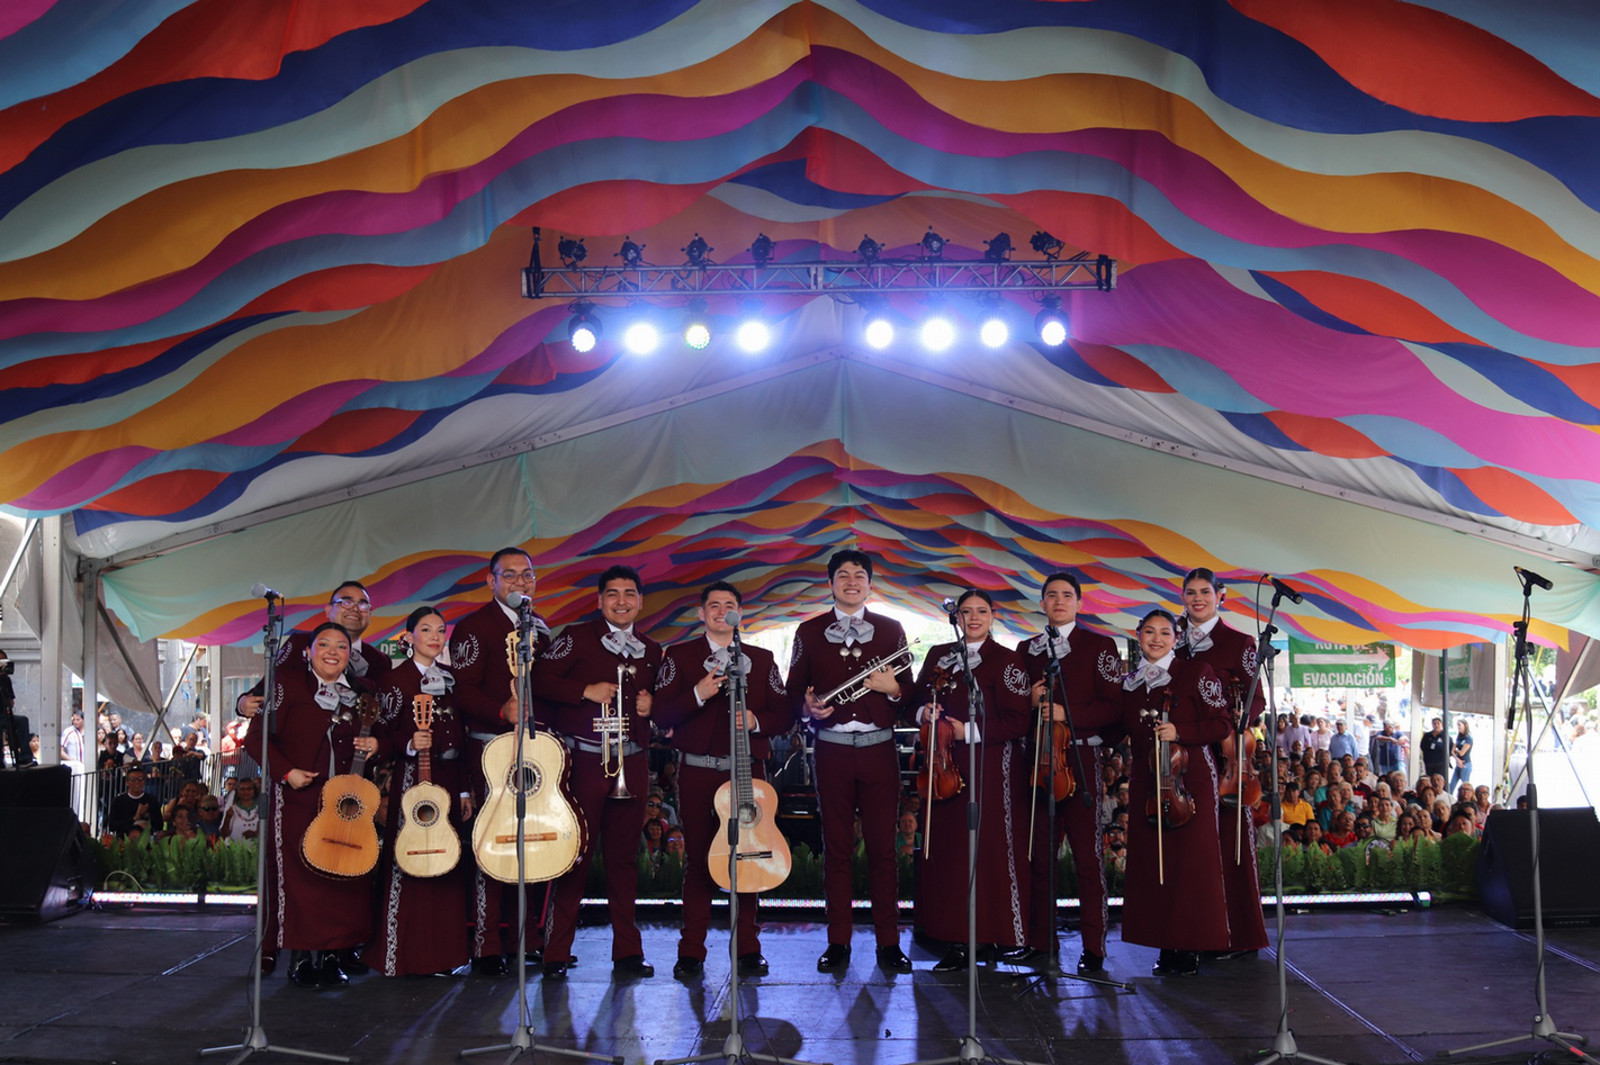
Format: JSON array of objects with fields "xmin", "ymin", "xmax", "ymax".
[
  {"xmin": 471, "ymin": 954, "xmax": 509, "ymax": 977},
  {"xmin": 736, "ymin": 952, "xmax": 769, "ymax": 977},
  {"xmin": 672, "ymin": 956, "xmax": 704, "ymax": 979},
  {"xmin": 523, "ymin": 949, "xmax": 543, "ymax": 968},
  {"xmin": 875, "ymin": 945, "xmax": 913, "ymax": 973},
  {"xmin": 816, "ymin": 943, "xmax": 851, "ymax": 972},
  {"xmin": 317, "ymin": 952, "xmax": 350, "ymax": 987},
  {"xmin": 1152, "ymin": 950, "xmax": 1199, "ymax": 976},
  {"xmin": 1077, "ymin": 950, "xmax": 1105, "ymax": 974},
  {"xmin": 932, "ymin": 945, "xmax": 969, "ymax": 973},
  {"xmin": 1000, "ymin": 946, "xmax": 1046, "ymax": 965},
  {"xmin": 259, "ymin": 952, "xmax": 277, "ymax": 975},
  {"xmin": 337, "ymin": 948, "xmax": 369, "ymax": 976},
  {"xmin": 541, "ymin": 960, "xmax": 570, "ymax": 980},
  {"xmin": 612, "ymin": 954, "xmax": 654, "ymax": 979},
  {"xmin": 288, "ymin": 951, "xmax": 320, "ymax": 989}
]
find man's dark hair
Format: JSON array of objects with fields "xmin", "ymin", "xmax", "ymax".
[
  {"xmin": 1040, "ymin": 571, "xmax": 1082, "ymax": 598},
  {"xmin": 700, "ymin": 581, "xmax": 742, "ymax": 607},
  {"xmin": 489, "ymin": 547, "xmax": 533, "ymax": 575},
  {"xmin": 827, "ymin": 549, "xmax": 873, "ymax": 582},
  {"xmin": 598, "ymin": 565, "xmax": 642, "ymax": 594},
  {"xmin": 328, "ymin": 580, "xmax": 368, "ymax": 603}
]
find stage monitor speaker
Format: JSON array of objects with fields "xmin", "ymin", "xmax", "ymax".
[
  {"xmin": 776, "ymin": 790, "xmax": 822, "ymax": 854},
  {"xmin": 1477, "ymin": 807, "xmax": 1600, "ymax": 930},
  {"xmin": 0, "ymin": 807, "xmax": 94, "ymax": 923},
  {"xmin": 0, "ymin": 764, "xmax": 71, "ymax": 808}
]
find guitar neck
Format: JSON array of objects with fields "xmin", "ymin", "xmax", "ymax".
[
  {"xmin": 417, "ymin": 743, "xmax": 431, "ymax": 784},
  {"xmin": 350, "ymin": 724, "xmax": 373, "ymax": 777},
  {"xmin": 732, "ymin": 687, "xmax": 754, "ymax": 808}
]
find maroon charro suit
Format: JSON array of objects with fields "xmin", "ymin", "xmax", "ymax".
[
  {"xmin": 244, "ymin": 630, "xmax": 392, "ymax": 703},
  {"xmin": 654, "ymin": 637, "xmax": 792, "ymax": 962},
  {"xmin": 244, "ymin": 662, "xmax": 385, "ymax": 954},
  {"xmin": 786, "ymin": 608, "xmax": 908, "ymax": 950},
  {"xmin": 1120, "ymin": 655, "xmax": 1232, "ymax": 952},
  {"xmin": 909, "ymin": 636, "xmax": 1033, "ymax": 946},
  {"xmin": 533, "ymin": 618, "xmax": 662, "ymax": 963},
  {"xmin": 1184, "ymin": 615, "xmax": 1269, "ymax": 952},
  {"xmin": 1019, "ymin": 624, "xmax": 1125, "ymax": 957},
  {"xmin": 365, "ymin": 660, "xmax": 470, "ymax": 976},
  {"xmin": 449, "ymin": 598, "xmax": 551, "ymax": 960}
]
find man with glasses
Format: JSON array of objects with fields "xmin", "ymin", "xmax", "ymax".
[
  {"xmin": 236, "ymin": 581, "xmax": 391, "ymax": 717},
  {"xmin": 449, "ymin": 547, "xmax": 552, "ymax": 977}
]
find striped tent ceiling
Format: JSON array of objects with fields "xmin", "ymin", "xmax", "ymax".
[{"xmin": 6, "ymin": 0, "xmax": 1600, "ymax": 652}]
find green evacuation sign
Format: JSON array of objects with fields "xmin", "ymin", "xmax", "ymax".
[{"xmin": 1288, "ymin": 638, "xmax": 1396, "ymax": 688}]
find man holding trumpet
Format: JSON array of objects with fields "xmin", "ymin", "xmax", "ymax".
[
  {"xmin": 788, "ymin": 550, "xmax": 914, "ymax": 974},
  {"xmin": 534, "ymin": 565, "xmax": 662, "ymax": 980}
]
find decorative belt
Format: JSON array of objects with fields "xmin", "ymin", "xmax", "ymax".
[
  {"xmin": 813, "ymin": 726, "xmax": 894, "ymax": 748},
  {"xmin": 563, "ymin": 735, "xmax": 644, "ymax": 757},
  {"xmin": 1072, "ymin": 736, "xmax": 1104, "ymax": 748},
  {"xmin": 682, "ymin": 752, "xmax": 732, "ymax": 772},
  {"xmin": 467, "ymin": 730, "xmax": 502, "ymax": 743}
]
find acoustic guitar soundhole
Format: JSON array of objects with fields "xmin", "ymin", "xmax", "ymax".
[
  {"xmin": 412, "ymin": 800, "xmax": 440, "ymax": 828},
  {"xmin": 337, "ymin": 795, "xmax": 364, "ymax": 821},
  {"xmin": 509, "ymin": 761, "xmax": 542, "ymax": 795}
]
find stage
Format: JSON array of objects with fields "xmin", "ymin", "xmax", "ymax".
[{"xmin": 2, "ymin": 902, "xmax": 1597, "ymax": 1065}]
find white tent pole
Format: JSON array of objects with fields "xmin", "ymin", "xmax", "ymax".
[
  {"xmin": 205, "ymin": 645, "xmax": 223, "ymax": 794},
  {"xmin": 81, "ymin": 564, "xmax": 100, "ymax": 832},
  {"xmin": 39, "ymin": 517, "xmax": 83, "ymax": 823},
  {"xmin": 1492, "ymin": 639, "xmax": 1511, "ymax": 801},
  {"xmin": 0, "ymin": 517, "xmax": 37, "ymax": 603}
]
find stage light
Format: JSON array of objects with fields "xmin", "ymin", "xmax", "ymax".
[
  {"xmin": 860, "ymin": 297, "xmax": 895, "ymax": 349},
  {"xmin": 622, "ymin": 307, "xmax": 660, "ymax": 355},
  {"xmin": 1035, "ymin": 294, "xmax": 1068, "ymax": 347},
  {"xmin": 919, "ymin": 302, "xmax": 955, "ymax": 352},
  {"xmin": 983, "ymin": 232, "xmax": 1012, "ymax": 264},
  {"xmin": 749, "ymin": 233, "xmax": 774, "ymax": 267},
  {"xmin": 978, "ymin": 313, "xmax": 1009, "ymax": 349},
  {"xmin": 567, "ymin": 302, "xmax": 601, "ymax": 353},
  {"xmin": 683, "ymin": 233, "xmax": 713, "ymax": 267},
  {"xmin": 735, "ymin": 319, "xmax": 770, "ymax": 354},
  {"xmin": 1029, "ymin": 230, "xmax": 1064, "ymax": 261},
  {"xmin": 920, "ymin": 226, "xmax": 946, "ymax": 260},
  {"xmin": 557, "ymin": 237, "xmax": 587, "ymax": 267},
  {"xmin": 682, "ymin": 298, "xmax": 712, "ymax": 350},
  {"xmin": 617, "ymin": 237, "xmax": 645, "ymax": 267},
  {"xmin": 857, "ymin": 234, "xmax": 883, "ymax": 265}
]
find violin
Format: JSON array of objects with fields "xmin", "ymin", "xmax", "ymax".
[
  {"xmin": 1032, "ymin": 693, "xmax": 1076, "ymax": 802},
  {"xmin": 1145, "ymin": 687, "xmax": 1195, "ymax": 829},
  {"xmin": 914, "ymin": 666, "xmax": 963, "ymax": 803},
  {"xmin": 1217, "ymin": 681, "xmax": 1262, "ymax": 809}
]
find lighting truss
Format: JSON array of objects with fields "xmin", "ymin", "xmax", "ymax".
[{"xmin": 521, "ymin": 228, "xmax": 1115, "ymax": 301}]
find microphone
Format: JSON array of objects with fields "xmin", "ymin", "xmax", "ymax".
[
  {"xmin": 941, "ymin": 597, "xmax": 957, "ymax": 615},
  {"xmin": 505, "ymin": 591, "xmax": 534, "ymax": 610},
  {"xmin": 1268, "ymin": 576, "xmax": 1304, "ymax": 604},
  {"xmin": 723, "ymin": 609, "xmax": 742, "ymax": 629},
  {"xmin": 1515, "ymin": 566, "xmax": 1553, "ymax": 591},
  {"xmin": 250, "ymin": 583, "xmax": 280, "ymax": 600}
]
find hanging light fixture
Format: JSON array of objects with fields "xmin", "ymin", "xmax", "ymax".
[
  {"xmin": 682, "ymin": 298, "xmax": 712, "ymax": 350},
  {"xmin": 567, "ymin": 301, "xmax": 601, "ymax": 353},
  {"xmin": 1034, "ymin": 294, "xmax": 1068, "ymax": 347}
]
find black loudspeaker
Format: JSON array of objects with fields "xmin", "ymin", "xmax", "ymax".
[
  {"xmin": 0, "ymin": 807, "xmax": 95, "ymax": 922},
  {"xmin": 776, "ymin": 790, "xmax": 823, "ymax": 854},
  {"xmin": 0, "ymin": 764, "xmax": 71, "ymax": 808},
  {"xmin": 1477, "ymin": 808, "xmax": 1600, "ymax": 929}
]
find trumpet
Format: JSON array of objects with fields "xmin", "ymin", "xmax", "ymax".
[
  {"xmin": 818, "ymin": 642, "xmax": 920, "ymax": 706},
  {"xmin": 598, "ymin": 664, "xmax": 633, "ymax": 799}
]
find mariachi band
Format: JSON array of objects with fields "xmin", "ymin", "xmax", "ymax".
[{"xmin": 241, "ymin": 550, "xmax": 1264, "ymax": 986}]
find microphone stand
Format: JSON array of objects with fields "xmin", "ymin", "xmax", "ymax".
[
  {"xmin": 1017, "ymin": 627, "xmax": 1132, "ymax": 996},
  {"xmin": 1444, "ymin": 572, "xmax": 1596, "ymax": 1064},
  {"xmin": 908, "ymin": 606, "xmax": 1042, "ymax": 1065},
  {"xmin": 1248, "ymin": 589, "xmax": 1343, "ymax": 1065},
  {"xmin": 462, "ymin": 604, "xmax": 621, "ymax": 1065},
  {"xmin": 202, "ymin": 593, "xmax": 349, "ymax": 1065},
  {"xmin": 657, "ymin": 617, "xmax": 822, "ymax": 1065}
]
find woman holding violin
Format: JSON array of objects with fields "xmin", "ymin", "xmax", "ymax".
[
  {"xmin": 1179, "ymin": 567, "xmax": 1270, "ymax": 956},
  {"xmin": 1120, "ymin": 608, "xmax": 1232, "ymax": 976},
  {"xmin": 910, "ymin": 589, "xmax": 1034, "ymax": 972}
]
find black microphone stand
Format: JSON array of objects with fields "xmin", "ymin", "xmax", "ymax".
[
  {"xmin": 1017, "ymin": 626, "xmax": 1132, "ymax": 996},
  {"xmin": 1444, "ymin": 570, "xmax": 1596, "ymax": 1063},
  {"xmin": 1247, "ymin": 588, "xmax": 1343, "ymax": 1065},
  {"xmin": 908, "ymin": 605, "xmax": 1042, "ymax": 1065},
  {"xmin": 202, "ymin": 592, "xmax": 349, "ymax": 1065},
  {"xmin": 462, "ymin": 603, "xmax": 620, "ymax": 1065},
  {"xmin": 657, "ymin": 616, "xmax": 822, "ymax": 1065}
]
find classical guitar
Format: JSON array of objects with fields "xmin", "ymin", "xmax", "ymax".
[
  {"xmin": 708, "ymin": 653, "xmax": 791, "ymax": 894},
  {"xmin": 302, "ymin": 693, "xmax": 383, "ymax": 877},
  {"xmin": 471, "ymin": 630, "xmax": 585, "ymax": 884},
  {"xmin": 394, "ymin": 693, "xmax": 461, "ymax": 878}
]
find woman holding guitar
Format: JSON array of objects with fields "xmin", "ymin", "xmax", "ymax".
[
  {"xmin": 910, "ymin": 589, "xmax": 1034, "ymax": 973},
  {"xmin": 366, "ymin": 606, "xmax": 472, "ymax": 978},
  {"xmin": 1119, "ymin": 608, "xmax": 1232, "ymax": 977},
  {"xmin": 242, "ymin": 622, "xmax": 383, "ymax": 990}
]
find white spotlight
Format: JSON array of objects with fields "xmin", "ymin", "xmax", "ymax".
[
  {"xmin": 735, "ymin": 318, "xmax": 771, "ymax": 353},
  {"xmin": 623, "ymin": 320, "xmax": 660, "ymax": 355},
  {"xmin": 920, "ymin": 315, "xmax": 955, "ymax": 352},
  {"xmin": 979, "ymin": 316, "xmax": 1009, "ymax": 348}
]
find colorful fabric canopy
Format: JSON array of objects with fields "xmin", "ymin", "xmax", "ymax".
[{"xmin": 5, "ymin": 1, "xmax": 1600, "ymax": 652}]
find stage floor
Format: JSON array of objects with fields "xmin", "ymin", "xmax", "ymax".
[{"xmin": 2, "ymin": 902, "xmax": 1598, "ymax": 1065}]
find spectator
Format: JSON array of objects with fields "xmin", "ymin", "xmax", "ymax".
[
  {"xmin": 1280, "ymin": 783, "xmax": 1314, "ymax": 827},
  {"xmin": 1324, "ymin": 810, "xmax": 1356, "ymax": 849},
  {"xmin": 1430, "ymin": 798, "xmax": 1451, "ymax": 835},
  {"xmin": 1102, "ymin": 777, "xmax": 1130, "ymax": 822},
  {"xmin": 1305, "ymin": 770, "xmax": 1327, "ymax": 806},
  {"xmin": 895, "ymin": 812, "xmax": 920, "ymax": 857},
  {"xmin": 1311, "ymin": 717, "xmax": 1332, "ymax": 753},
  {"xmin": 164, "ymin": 779, "xmax": 204, "ymax": 822},
  {"xmin": 1278, "ymin": 715, "xmax": 1313, "ymax": 758},
  {"xmin": 663, "ymin": 827, "xmax": 686, "ymax": 861},
  {"xmin": 641, "ymin": 816, "xmax": 668, "ymax": 861},
  {"xmin": 1370, "ymin": 798, "xmax": 1398, "ymax": 841},
  {"xmin": 1328, "ymin": 720, "xmax": 1358, "ymax": 761},
  {"xmin": 196, "ymin": 794, "xmax": 224, "ymax": 840},
  {"xmin": 163, "ymin": 804, "xmax": 199, "ymax": 842},
  {"xmin": 220, "ymin": 777, "xmax": 261, "ymax": 841},
  {"xmin": 1301, "ymin": 820, "xmax": 1331, "ymax": 855},
  {"xmin": 645, "ymin": 787, "xmax": 679, "ymax": 829},
  {"xmin": 1473, "ymin": 785, "xmax": 1493, "ymax": 829},
  {"xmin": 1351, "ymin": 757, "xmax": 1377, "ymax": 793},
  {"xmin": 1369, "ymin": 721, "xmax": 1402, "ymax": 777},
  {"xmin": 108, "ymin": 765, "xmax": 165, "ymax": 838},
  {"xmin": 61, "ymin": 710, "xmax": 86, "ymax": 768},
  {"xmin": 1352, "ymin": 815, "xmax": 1376, "ymax": 847},
  {"xmin": 1419, "ymin": 717, "xmax": 1449, "ymax": 782},
  {"xmin": 1449, "ymin": 720, "xmax": 1473, "ymax": 790},
  {"xmin": 1444, "ymin": 811, "xmax": 1476, "ymax": 838}
]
